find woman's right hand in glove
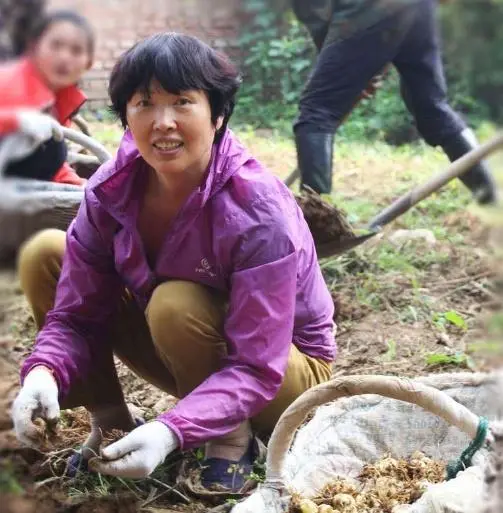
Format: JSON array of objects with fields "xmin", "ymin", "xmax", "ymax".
[
  {"xmin": 11, "ymin": 366, "xmax": 60, "ymax": 448},
  {"xmin": 16, "ymin": 110, "xmax": 64, "ymax": 145}
]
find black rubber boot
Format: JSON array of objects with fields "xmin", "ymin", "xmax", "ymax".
[
  {"xmin": 295, "ymin": 129, "xmax": 334, "ymax": 194},
  {"xmin": 441, "ymin": 129, "xmax": 498, "ymax": 205}
]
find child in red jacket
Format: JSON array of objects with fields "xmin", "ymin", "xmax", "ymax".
[{"xmin": 0, "ymin": 10, "xmax": 94, "ymax": 186}]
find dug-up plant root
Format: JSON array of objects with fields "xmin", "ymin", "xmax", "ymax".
[
  {"xmin": 31, "ymin": 417, "xmax": 60, "ymax": 452},
  {"xmin": 83, "ymin": 427, "xmax": 128, "ymax": 466},
  {"xmin": 34, "ymin": 409, "xmax": 128, "ymax": 478},
  {"xmin": 32, "ymin": 407, "xmax": 92, "ymax": 453},
  {"xmin": 290, "ymin": 452, "xmax": 446, "ymax": 513}
]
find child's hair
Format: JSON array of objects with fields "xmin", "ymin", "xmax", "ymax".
[
  {"xmin": 7, "ymin": 0, "xmax": 45, "ymax": 57},
  {"xmin": 29, "ymin": 10, "xmax": 95, "ymax": 57},
  {"xmin": 108, "ymin": 33, "xmax": 242, "ymax": 143}
]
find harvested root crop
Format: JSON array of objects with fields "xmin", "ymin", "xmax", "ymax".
[
  {"xmin": 290, "ymin": 452, "xmax": 446, "ymax": 513},
  {"xmin": 34, "ymin": 407, "xmax": 129, "ymax": 454},
  {"xmin": 31, "ymin": 417, "xmax": 59, "ymax": 452}
]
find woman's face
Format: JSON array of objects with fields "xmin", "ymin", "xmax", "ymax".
[
  {"xmin": 126, "ymin": 82, "xmax": 222, "ymax": 178},
  {"xmin": 32, "ymin": 21, "xmax": 91, "ymax": 90}
]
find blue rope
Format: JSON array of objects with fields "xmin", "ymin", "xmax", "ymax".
[{"xmin": 446, "ymin": 417, "xmax": 489, "ymax": 480}]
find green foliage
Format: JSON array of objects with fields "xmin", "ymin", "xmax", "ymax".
[
  {"xmin": 488, "ymin": 312, "xmax": 503, "ymax": 335},
  {"xmin": 0, "ymin": 462, "xmax": 24, "ymax": 495},
  {"xmin": 443, "ymin": 311, "xmax": 468, "ymax": 330},
  {"xmin": 467, "ymin": 313, "xmax": 503, "ymax": 356},
  {"xmin": 339, "ymin": 69, "xmax": 416, "ymax": 145},
  {"xmin": 441, "ymin": 0, "xmax": 503, "ymax": 123},
  {"xmin": 233, "ymin": 0, "xmax": 314, "ymax": 130},
  {"xmin": 248, "ymin": 459, "xmax": 266, "ymax": 484}
]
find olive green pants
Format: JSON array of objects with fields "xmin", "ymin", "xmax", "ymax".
[{"xmin": 18, "ymin": 229, "xmax": 333, "ymax": 435}]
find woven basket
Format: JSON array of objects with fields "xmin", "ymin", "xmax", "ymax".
[{"xmin": 0, "ymin": 128, "xmax": 111, "ymax": 261}]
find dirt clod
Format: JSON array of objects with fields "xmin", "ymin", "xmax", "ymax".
[{"xmin": 294, "ymin": 188, "xmax": 355, "ymax": 245}]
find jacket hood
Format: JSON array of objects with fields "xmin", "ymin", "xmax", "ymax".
[{"xmin": 89, "ymin": 128, "xmax": 252, "ymax": 225}]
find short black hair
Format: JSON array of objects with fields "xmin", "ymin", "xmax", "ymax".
[
  {"xmin": 30, "ymin": 10, "xmax": 95, "ymax": 57},
  {"xmin": 108, "ymin": 33, "xmax": 242, "ymax": 142}
]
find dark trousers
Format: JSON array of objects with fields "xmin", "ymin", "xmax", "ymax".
[
  {"xmin": 294, "ymin": 0, "xmax": 466, "ymax": 147},
  {"xmin": 3, "ymin": 137, "xmax": 67, "ymax": 181}
]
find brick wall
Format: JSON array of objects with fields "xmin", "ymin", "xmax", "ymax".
[{"xmin": 47, "ymin": 0, "xmax": 243, "ymax": 108}]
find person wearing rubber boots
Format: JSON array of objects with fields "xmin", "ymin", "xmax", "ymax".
[{"xmin": 291, "ymin": 0, "xmax": 497, "ymax": 205}]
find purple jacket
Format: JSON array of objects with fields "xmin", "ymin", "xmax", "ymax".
[{"xmin": 21, "ymin": 129, "xmax": 336, "ymax": 449}]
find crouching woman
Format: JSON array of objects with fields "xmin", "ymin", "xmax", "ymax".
[{"xmin": 11, "ymin": 33, "xmax": 336, "ymax": 491}]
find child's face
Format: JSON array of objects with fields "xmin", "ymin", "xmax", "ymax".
[
  {"xmin": 32, "ymin": 21, "xmax": 91, "ymax": 90},
  {"xmin": 126, "ymin": 82, "xmax": 223, "ymax": 179}
]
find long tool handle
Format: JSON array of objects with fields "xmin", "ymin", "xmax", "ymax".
[
  {"xmin": 61, "ymin": 127, "xmax": 112, "ymax": 163},
  {"xmin": 368, "ymin": 132, "xmax": 503, "ymax": 231}
]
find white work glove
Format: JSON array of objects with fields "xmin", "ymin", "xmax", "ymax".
[
  {"xmin": 0, "ymin": 133, "xmax": 40, "ymax": 164},
  {"xmin": 88, "ymin": 421, "xmax": 179, "ymax": 479},
  {"xmin": 17, "ymin": 110, "xmax": 64, "ymax": 145},
  {"xmin": 11, "ymin": 366, "xmax": 60, "ymax": 448}
]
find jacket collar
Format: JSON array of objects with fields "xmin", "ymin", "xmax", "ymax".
[
  {"xmin": 1, "ymin": 58, "xmax": 86, "ymax": 122},
  {"xmin": 90, "ymin": 128, "xmax": 250, "ymax": 228}
]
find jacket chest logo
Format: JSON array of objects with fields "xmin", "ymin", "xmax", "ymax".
[{"xmin": 195, "ymin": 258, "xmax": 216, "ymax": 278}]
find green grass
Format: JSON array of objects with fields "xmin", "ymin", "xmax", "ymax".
[
  {"xmin": 317, "ymin": 134, "xmax": 497, "ymax": 321},
  {"xmin": 90, "ymin": 126, "xmax": 124, "ymax": 151},
  {"xmin": 467, "ymin": 312, "xmax": 503, "ymax": 358},
  {"xmin": 322, "ymin": 235, "xmax": 453, "ymax": 322},
  {"xmin": 0, "ymin": 462, "xmax": 24, "ymax": 495},
  {"xmin": 64, "ymin": 459, "xmax": 180, "ymax": 505},
  {"xmin": 467, "ymin": 341, "xmax": 502, "ymax": 355},
  {"xmin": 381, "ymin": 339, "xmax": 398, "ymax": 362}
]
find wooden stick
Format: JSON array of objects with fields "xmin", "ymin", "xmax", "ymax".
[{"xmin": 368, "ymin": 132, "xmax": 503, "ymax": 230}]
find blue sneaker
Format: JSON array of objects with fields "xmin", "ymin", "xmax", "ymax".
[{"xmin": 201, "ymin": 437, "xmax": 261, "ymax": 492}]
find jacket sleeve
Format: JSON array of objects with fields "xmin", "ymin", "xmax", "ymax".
[
  {"xmin": 53, "ymin": 162, "xmax": 86, "ymax": 186},
  {"xmin": 157, "ymin": 199, "xmax": 298, "ymax": 449},
  {"xmin": 20, "ymin": 188, "xmax": 123, "ymax": 399},
  {"xmin": 0, "ymin": 109, "xmax": 20, "ymax": 135}
]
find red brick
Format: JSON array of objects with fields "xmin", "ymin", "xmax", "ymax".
[{"xmin": 47, "ymin": 0, "xmax": 243, "ymax": 107}]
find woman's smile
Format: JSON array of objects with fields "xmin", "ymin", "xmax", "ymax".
[{"xmin": 151, "ymin": 137, "xmax": 184, "ymax": 158}]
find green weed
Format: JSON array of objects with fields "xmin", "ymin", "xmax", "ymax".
[
  {"xmin": 425, "ymin": 352, "xmax": 475, "ymax": 369},
  {"xmin": 0, "ymin": 462, "xmax": 24, "ymax": 495},
  {"xmin": 381, "ymin": 340, "xmax": 398, "ymax": 361},
  {"xmin": 432, "ymin": 310, "xmax": 468, "ymax": 332}
]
